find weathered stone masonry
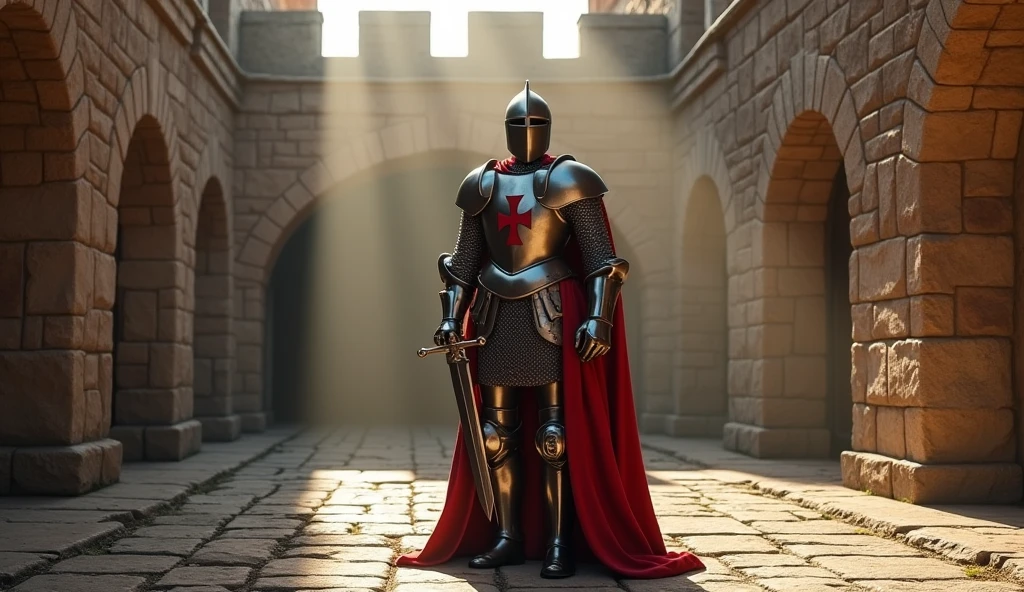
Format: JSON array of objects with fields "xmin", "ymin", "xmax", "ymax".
[{"xmin": 1, "ymin": 0, "xmax": 1023, "ymax": 506}]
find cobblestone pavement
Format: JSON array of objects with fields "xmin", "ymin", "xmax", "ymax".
[{"xmin": 2, "ymin": 427, "xmax": 1023, "ymax": 592}]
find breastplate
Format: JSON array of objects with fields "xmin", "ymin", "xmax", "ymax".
[{"xmin": 481, "ymin": 172, "xmax": 571, "ymax": 273}]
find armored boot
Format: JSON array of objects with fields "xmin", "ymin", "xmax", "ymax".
[
  {"xmin": 536, "ymin": 382, "xmax": 575, "ymax": 579},
  {"xmin": 469, "ymin": 385, "xmax": 526, "ymax": 569}
]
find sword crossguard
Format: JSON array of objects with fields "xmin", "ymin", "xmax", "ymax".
[{"xmin": 417, "ymin": 336, "xmax": 486, "ymax": 359}]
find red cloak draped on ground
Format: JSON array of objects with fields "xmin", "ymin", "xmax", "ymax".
[{"xmin": 398, "ymin": 157, "xmax": 704, "ymax": 579}]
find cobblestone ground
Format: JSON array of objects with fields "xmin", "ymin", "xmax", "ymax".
[{"xmin": 4, "ymin": 427, "xmax": 1023, "ymax": 592}]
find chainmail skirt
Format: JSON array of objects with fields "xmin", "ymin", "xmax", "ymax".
[{"xmin": 476, "ymin": 297, "xmax": 562, "ymax": 387}]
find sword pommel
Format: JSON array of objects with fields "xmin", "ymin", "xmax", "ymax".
[{"xmin": 416, "ymin": 336, "xmax": 486, "ymax": 358}]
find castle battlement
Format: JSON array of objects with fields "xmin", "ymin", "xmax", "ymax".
[{"xmin": 238, "ymin": 10, "xmax": 668, "ymax": 79}]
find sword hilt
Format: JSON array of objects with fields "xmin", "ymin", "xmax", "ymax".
[{"xmin": 417, "ymin": 336, "xmax": 486, "ymax": 359}]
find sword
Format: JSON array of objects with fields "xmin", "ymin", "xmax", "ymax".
[{"xmin": 417, "ymin": 335, "xmax": 495, "ymax": 521}]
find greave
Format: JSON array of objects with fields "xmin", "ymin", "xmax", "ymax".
[
  {"xmin": 469, "ymin": 388, "xmax": 525, "ymax": 568},
  {"xmin": 536, "ymin": 382, "xmax": 575, "ymax": 578}
]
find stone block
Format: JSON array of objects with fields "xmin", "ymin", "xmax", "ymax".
[
  {"xmin": 886, "ymin": 338, "xmax": 1011, "ymax": 408},
  {"xmin": 909, "ymin": 295, "xmax": 954, "ymax": 337},
  {"xmin": 891, "ymin": 459, "xmax": 1023, "ymax": 504},
  {"xmin": 851, "ymin": 403, "xmax": 876, "ymax": 452},
  {"xmin": 722, "ymin": 423, "xmax": 831, "ymax": 459},
  {"xmin": 907, "ymin": 234, "xmax": 1013, "ymax": 295},
  {"xmin": 904, "ymin": 407, "xmax": 1015, "ymax": 464},
  {"xmin": 851, "ymin": 343, "xmax": 867, "ymax": 404},
  {"xmin": 955, "ymin": 287, "xmax": 1012, "ymax": 336},
  {"xmin": 963, "ymin": 197, "xmax": 1013, "ymax": 234},
  {"xmin": 145, "ymin": 420, "xmax": 202, "ymax": 461},
  {"xmin": 110, "ymin": 425, "xmax": 145, "ymax": 462},
  {"xmin": 114, "ymin": 388, "xmax": 189, "ymax": 424},
  {"xmin": 10, "ymin": 439, "xmax": 121, "ymax": 495},
  {"xmin": 240, "ymin": 412, "xmax": 267, "ymax": 433},
  {"xmin": 238, "ymin": 11, "xmax": 324, "ymax": 76},
  {"xmin": 871, "ymin": 299, "xmax": 909, "ymax": 339},
  {"xmin": 579, "ymin": 13, "xmax": 668, "ymax": 77},
  {"xmin": 857, "ymin": 238, "xmax": 906, "ymax": 301},
  {"xmin": 0, "ymin": 447, "xmax": 12, "ymax": 495},
  {"xmin": 0, "ymin": 350, "xmax": 85, "ymax": 446},
  {"xmin": 875, "ymin": 406, "xmax": 906, "ymax": 459},
  {"xmin": 840, "ymin": 450, "xmax": 862, "ymax": 490},
  {"xmin": 782, "ymin": 356, "xmax": 826, "ymax": 398},
  {"xmin": 25, "ymin": 241, "xmax": 91, "ymax": 315},
  {"xmin": 149, "ymin": 343, "xmax": 191, "ymax": 389},
  {"xmin": 860, "ymin": 452, "xmax": 893, "ymax": 497},
  {"xmin": 198, "ymin": 415, "xmax": 242, "ymax": 442},
  {"xmin": 895, "ymin": 156, "xmax": 962, "ymax": 234}
]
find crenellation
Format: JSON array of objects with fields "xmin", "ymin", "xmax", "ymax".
[{"xmin": 237, "ymin": 10, "xmax": 669, "ymax": 79}]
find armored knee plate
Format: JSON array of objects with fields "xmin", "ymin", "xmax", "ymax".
[
  {"xmin": 482, "ymin": 409, "xmax": 521, "ymax": 469},
  {"xmin": 535, "ymin": 421, "xmax": 567, "ymax": 470}
]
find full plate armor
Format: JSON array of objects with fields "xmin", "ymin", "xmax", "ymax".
[{"xmin": 433, "ymin": 82, "xmax": 629, "ymax": 579}]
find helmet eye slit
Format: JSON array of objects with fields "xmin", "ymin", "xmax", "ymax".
[
  {"xmin": 529, "ymin": 117, "xmax": 548, "ymax": 126},
  {"xmin": 508, "ymin": 118, "xmax": 527, "ymax": 126}
]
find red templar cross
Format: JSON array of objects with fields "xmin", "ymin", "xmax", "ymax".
[{"xmin": 497, "ymin": 195, "xmax": 532, "ymax": 246}]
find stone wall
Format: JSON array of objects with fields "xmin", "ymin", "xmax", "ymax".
[
  {"xmin": 0, "ymin": 0, "xmax": 238, "ymax": 494},
  {"xmin": 668, "ymin": 0, "xmax": 1024, "ymax": 503},
  {"xmin": 2, "ymin": 0, "xmax": 1023, "ymax": 506}
]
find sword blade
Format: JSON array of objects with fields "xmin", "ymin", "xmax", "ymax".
[{"xmin": 448, "ymin": 356, "xmax": 496, "ymax": 521}]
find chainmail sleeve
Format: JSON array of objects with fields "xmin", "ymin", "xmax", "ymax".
[
  {"xmin": 448, "ymin": 212, "xmax": 486, "ymax": 284},
  {"xmin": 561, "ymin": 197, "xmax": 616, "ymax": 276}
]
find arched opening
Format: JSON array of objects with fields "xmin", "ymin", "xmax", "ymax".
[
  {"xmin": 825, "ymin": 166, "xmax": 852, "ymax": 457},
  {"xmin": 670, "ymin": 176, "xmax": 727, "ymax": 436},
  {"xmin": 110, "ymin": 116, "xmax": 200, "ymax": 461},
  {"xmin": 192, "ymin": 178, "xmax": 238, "ymax": 441},
  {"xmin": 264, "ymin": 150, "xmax": 648, "ymax": 427},
  {"xmin": 725, "ymin": 110, "xmax": 846, "ymax": 459}
]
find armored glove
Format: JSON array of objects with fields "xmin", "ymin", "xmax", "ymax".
[{"xmin": 575, "ymin": 258, "xmax": 629, "ymax": 363}]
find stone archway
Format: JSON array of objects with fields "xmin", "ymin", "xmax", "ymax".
[
  {"xmin": 109, "ymin": 116, "xmax": 200, "ymax": 462},
  {"xmin": 0, "ymin": 0, "xmax": 121, "ymax": 495},
  {"xmin": 667, "ymin": 176, "xmax": 728, "ymax": 437},
  {"xmin": 724, "ymin": 53, "xmax": 864, "ymax": 460},
  {"xmin": 192, "ymin": 178, "xmax": 238, "ymax": 442},
  {"xmin": 234, "ymin": 118, "xmax": 669, "ymax": 431}
]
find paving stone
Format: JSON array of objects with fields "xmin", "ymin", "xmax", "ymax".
[
  {"xmin": 312, "ymin": 513, "xmax": 409, "ymax": 523},
  {"xmin": 785, "ymin": 540, "xmax": 925, "ymax": 558},
  {"xmin": 88, "ymin": 484, "xmax": 190, "ymax": 500},
  {"xmin": 719, "ymin": 553, "xmax": 810, "ymax": 568},
  {"xmin": 152, "ymin": 515, "xmax": 233, "ymax": 526},
  {"xmin": 394, "ymin": 584, "xmax": 499, "ymax": 592},
  {"xmin": 164, "ymin": 588, "xmax": 231, "ymax": 592},
  {"xmin": 108, "ymin": 538, "xmax": 204, "ymax": 557},
  {"xmin": 853, "ymin": 581, "xmax": 1024, "ymax": 591},
  {"xmin": 261, "ymin": 558, "xmax": 390, "ymax": 577},
  {"xmin": 813, "ymin": 555, "xmax": 974, "ymax": 580},
  {"xmin": 501, "ymin": 562, "xmax": 618, "ymax": 588},
  {"xmin": 678, "ymin": 534, "xmax": 779, "ymax": 555},
  {"xmin": 191, "ymin": 538, "xmax": 278, "ymax": 566},
  {"xmin": 353, "ymin": 523, "xmax": 416, "ymax": 536},
  {"xmin": 10, "ymin": 574, "xmax": 148, "ymax": 591},
  {"xmin": 740, "ymin": 565, "xmax": 840, "ymax": 578},
  {"xmin": 393, "ymin": 562, "xmax": 497, "ymax": 585},
  {"xmin": 0, "ymin": 552, "xmax": 55, "ymax": 582},
  {"xmin": 750, "ymin": 520, "xmax": 861, "ymax": 534},
  {"xmin": 290, "ymin": 534, "xmax": 391, "ymax": 546},
  {"xmin": 223, "ymin": 516, "xmax": 302, "ymax": 529},
  {"xmin": 904, "ymin": 526, "xmax": 1024, "ymax": 564},
  {"xmin": 252, "ymin": 575, "xmax": 386, "ymax": 589},
  {"xmin": 219, "ymin": 528, "xmax": 296, "ymax": 539},
  {"xmin": 50, "ymin": 554, "xmax": 180, "ymax": 574},
  {"xmin": 283, "ymin": 545, "xmax": 394, "ymax": 562},
  {"xmin": 753, "ymin": 576, "xmax": 859, "ymax": 591},
  {"xmin": 0, "ymin": 510, "xmax": 133, "ymax": 523},
  {"xmin": 0, "ymin": 523, "xmax": 124, "ymax": 553},
  {"xmin": 658, "ymin": 516, "xmax": 760, "ymax": 535},
  {"xmin": 244, "ymin": 504, "xmax": 315, "ymax": 515},
  {"xmin": 132, "ymin": 525, "xmax": 218, "ymax": 539},
  {"xmin": 156, "ymin": 566, "xmax": 253, "ymax": 588}
]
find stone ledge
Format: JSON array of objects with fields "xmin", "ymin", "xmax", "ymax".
[
  {"xmin": 723, "ymin": 422, "xmax": 831, "ymax": 458},
  {"xmin": 0, "ymin": 428, "xmax": 299, "ymax": 583},
  {"xmin": 198, "ymin": 415, "xmax": 242, "ymax": 442},
  {"xmin": 239, "ymin": 412, "xmax": 268, "ymax": 434},
  {"xmin": 842, "ymin": 450, "xmax": 1023, "ymax": 504},
  {"xmin": 641, "ymin": 435, "xmax": 1024, "ymax": 585},
  {"xmin": 7, "ymin": 440, "xmax": 122, "ymax": 496},
  {"xmin": 111, "ymin": 420, "xmax": 203, "ymax": 462}
]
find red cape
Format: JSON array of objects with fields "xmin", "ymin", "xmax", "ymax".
[{"xmin": 398, "ymin": 158, "xmax": 704, "ymax": 578}]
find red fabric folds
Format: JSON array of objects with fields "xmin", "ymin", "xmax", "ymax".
[
  {"xmin": 494, "ymin": 154, "xmax": 555, "ymax": 173},
  {"xmin": 398, "ymin": 200, "xmax": 704, "ymax": 579}
]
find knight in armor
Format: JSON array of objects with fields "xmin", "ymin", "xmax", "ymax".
[{"xmin": 398, "ymin": 83, "xmax": 703, "ymax": 580}]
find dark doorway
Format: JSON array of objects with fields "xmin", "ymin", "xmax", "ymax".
[{"xmin": 825, "ymin": 166, "xmax": 853, "ymax": 457}]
